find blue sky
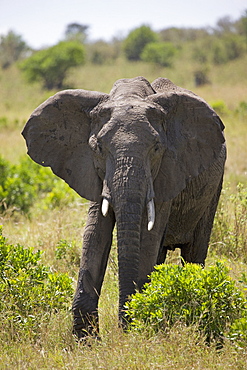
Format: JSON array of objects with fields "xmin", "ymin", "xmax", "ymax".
[{"xmin": 0, "ymin": 0, "xmax": 246, "ymax": 48}]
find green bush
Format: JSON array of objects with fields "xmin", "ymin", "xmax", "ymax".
[
  {"xmin": 193, "ymin": 34, "xmax": 245, "ymax": 66},
  {"xmin": 19, "ymin": 41, "xmax": 85, "ymax": 89},
  {"xmin": 55, "ymin": 239, "xmax": 80, "ymax": 276},
  {"xmin": 0, "ymin": 226, "xmax": 73, "ymax": 335},
  {"xmin": 123, "ymin": 25, "xmax": 158, "ymax": 61},
  {"xmin": 38, "ymin": 178, "xmax": 79, "ymax": 210},
  {"xmin": 126, "ymin": 262, "xmax": 246, "ymax": 344},
  {"xmin": 236, "ymin": 101, "xmax": 247, "ymax": 116},
  {"xmin": 228, "ymin": 272, "xmax": 247, "ymax": 347},
  {"xmin": 0, "ymin": 156, "xmax": 36, "ymax": 213},
  {"xmin": 0, "ymin": 155, "xmax": 79, "ymax": 214},
  {"xmin": 210, "ymin": 100, "xmax": 229, "ymax": 115},
  {"xmin": 141, "ymin": 42, "xmax": 177, "ymax": 67},
  {"xmin": 0, "ymin": 116, "xmax": 9, "ymax": 128},
  {"xmin": 0, "ymin": 30, "xmax": 30, "ymax": 69},
  {"xmin": 87, "ymin": 40, "xmax": 119, "ymax": 64}
]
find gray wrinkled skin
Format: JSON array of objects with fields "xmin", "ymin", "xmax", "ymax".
[{"xmin": 22, "ymin": 77, "xmax": 226, "ymax": 338}]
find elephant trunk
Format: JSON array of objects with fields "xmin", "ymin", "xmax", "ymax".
[{"xmin": 102, "ymin": 156, "xmax": 155, "ymax": 317}]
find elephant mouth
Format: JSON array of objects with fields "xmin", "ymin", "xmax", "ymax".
[
  {"xmin": 100, "ymin": 155, "xmax": 156, "ymax": 230},
  {"xmin": 101, "ymin": 196, "xmax": 155, "ymax": 231}
]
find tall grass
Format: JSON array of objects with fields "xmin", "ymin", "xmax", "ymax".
[{"xmin": 1, "ymin": 324, "xmax": 247, "ymax": 369}]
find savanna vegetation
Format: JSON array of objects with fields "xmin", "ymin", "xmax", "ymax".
[{"xmin": 0, "ymin": 12, "xmax": 247, "ymax": 369}]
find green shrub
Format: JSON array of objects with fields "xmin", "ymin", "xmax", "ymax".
[
  {"xmin": 0, "ymin": 155, "xmax": 79, "ymax": 214},
  {"xmin": 123, "ymin": 25, "xmax": 158, "ymax": 61},
  {"xmin": 210, "ymin": 100, "xmax": 229, "ymax": 115},
  {"xmin": 141, "ymin": 42, "xmax": 177, "ymax": 67},
  {"xmin": 0, "ymin": 30, "xmax": 30, "ymax": 69},
  {"xmin": 193, "ymin": 34, "xmax": 245, "ymax": 66},
  {"xmin": 87, "ymin": 40, "xmax": 119, "ymax": 65},
  {"xmin": 0, "ymin": 116, "xmax": 9, "ymax": 128},
  {"xmin": 19, "ymin": 41, "xmax": 85, "ymax": 89},
  {"xmin": 0, "ymin": 226, "xmax": 73, "ymax": 335},
  {"xmin": 228, "ymin": 272, "xmax": 247, "ymax": 347},
  {"xmin": 0, "ymin": 156, "xmax": 36, "ymax": 213},
  {"xmin": 236, "ymin": 101, "xmax": 247, "ymax": 116},
  {"xmin": 37, "ymin": 179, "xmax": 78, "ymax": 210},
  {"xmin": 55, "ymin": 239, "xmax": 80, "ymax": 276},
  {"xmin": 126, "ymin": 262, "xmax": 246, "ymax": 344}
]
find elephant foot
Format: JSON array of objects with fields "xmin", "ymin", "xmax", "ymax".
[
  {"xmin": 72, "ymin": 310, "xmax": 99, "ymax": 341},
  {"xmin": 72, "ymin": 282, "xmax": 100, "ymax": 340}
]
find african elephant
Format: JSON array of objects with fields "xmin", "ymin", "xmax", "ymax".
[{"xmin": 22, "ymin": 76, "xmax": 226, "ymax": 338}]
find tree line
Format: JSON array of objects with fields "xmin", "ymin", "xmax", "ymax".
[{"xmin": 0, "ymin": 11, "xmax": 246, "ymax": 90}]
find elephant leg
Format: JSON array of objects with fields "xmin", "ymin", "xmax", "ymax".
[
  {"xmin": 181, "ymin": 178, "xmax": 223, "ymax": 266},
  {"xmin": 72, "ymin": 201, "xmax": 115, "ymax": 338}
]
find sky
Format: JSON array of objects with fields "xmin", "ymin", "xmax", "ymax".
[{"xmin": 0, "ymin": 0, "xmax": 246, "ymax": 49}]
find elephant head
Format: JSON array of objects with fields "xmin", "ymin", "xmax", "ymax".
[{"xmin": 22, "ymin": 76, "xmax": 225, "ymax": 315}]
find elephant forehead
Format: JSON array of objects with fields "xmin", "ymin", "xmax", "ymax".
[
  {"xmin": 109, "ymin": 77, "xmax": 154, "ymax": 99},
  {"xmin": 100, "ymin": 99, "xmax": 159, "ymax": 115}
]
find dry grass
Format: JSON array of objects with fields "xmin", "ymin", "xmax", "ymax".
[{"xmin": 1, "ymin": 321, "xmax": 246, "ymax": 369}]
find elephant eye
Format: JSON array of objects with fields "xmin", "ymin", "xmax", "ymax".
[
  {"xmin": 154, "ymin": 140, "xmax": 162, "ymax": 153},
  {"xmin": 98, "ymin": 107, "xmax": 112, "ymax": 121},
  {"xmin": 89, "ymin": 135, "xmax": 103, "ymax": 155},
  {"xmin": 97, "ymin": 140, "xmax": 103, "ymax": 153}
]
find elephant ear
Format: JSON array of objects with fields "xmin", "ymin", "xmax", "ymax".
[
  {"xmin": 150, "ymin": 78, "xmax": 225, "ymax": 201},
  {"xmin": 22, "ymin": 89, "xmax": 109, "ymax": 201}
]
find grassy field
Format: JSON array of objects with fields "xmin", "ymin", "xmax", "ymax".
[{"xmin": 0, "ymin": 56, "xmax": 247, "ymax": 369}]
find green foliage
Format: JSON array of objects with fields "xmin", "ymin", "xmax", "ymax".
[
  {"xmin": 210, "ymin": 100, "xmax": 229, "ymax": 115},
  {"xmin": 55, "ymin": 239, "xmax": 80, "ymax": 276},
  {"xmin": 0, "ymin": 226, "xmax": 73, "ymax": 335},
  {"xmin": 228, "ymin": 272, "xmax": 247, "ymax": 347},
  {"xmin": 0, "ymin": 116, "xmax": 10, "ymax": 128},
  {"xmin": 19, "ymin": 41, "xmax": 85, "ymax": 89},
  {"xmin": 0, "ymin": 30, "xmax": 30, "ymax": 69},
  {"xmin": 64, "ymin": 23, "xmax": 89, "ymax": 43},
  {"xmin": 236, "ymin": 101, "xmax": 247, "ymax": 116},
  {"xmin": 87, "ymin": 40, "xmax": 119, "ymax": 65},
  {"xmin": 141, "ymin": 42, "xmax": 177, "ymax": 67},
  {"xmin": 37, "ymin": 179, "xmax": 78, "ymax": 211},
  {"xmin": 159, "ymin": 27, "xmax": 209, "ymax": 44},
  {"xmin": 213, "ymin": 35, "xmax": 245, "ymax": 64},
  {"xmin": 193, "ymin": 34, "xmax": 245, "ymax": 66},
  {"xmin": 211, "ymin": 184, "xmax": 247, "ymax": 261},
  {"xmin": 0, "ymin": 156, "xmax": 35, "ymax": 213},
  {"xmin": 123, "ymin": 25, "xmax": 158, "ymax": 61},
  {"xmin": 0, "ymin": 155, "xmax": 79, "ymax": 214},
  {"xmin": 126, "ymin": 262, "xmax": 246, "ymax": 344}
]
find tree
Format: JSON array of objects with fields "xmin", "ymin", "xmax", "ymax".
[
  {"xmin": 19, "ymin": 41, "xmax": 85, "ymax": 90},
  {"xmin": 0, "ymin": 30, "xmax": 30, "ymax": 69},
  {"xmin": 65, "ymin": 23, "xmax": 89, "ymax": 43},
  {"xmin": 87, "ymin": 40, "xmax": 119, "ymax": 64},
  {"xmin": 215, "ymin": 16, "xmax": 235, "ymax": 34},
  {"xmin": 159, "ymin": 27, "xmax": 209, "ymax": 43},
  {"xmin": 123, "ymin": 25, "xmax": 158, "ymax": 61},
  {"xmin": 236, "ymin": 9, "xmax": 247, "ymax": 49},
  {"xmin": 141, "ymin": 42, "xmax": 177, "ymax": 67}
]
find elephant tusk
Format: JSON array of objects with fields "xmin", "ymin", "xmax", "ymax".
[
  {"xmin": 102, "ymin": 198, "xmax": 109, "ymax": 217},
  {"xmin": 147, "ymin": 199, "xmax": 155, "ymax": 231}
]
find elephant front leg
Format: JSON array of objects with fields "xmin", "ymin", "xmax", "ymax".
[{"xmin": 72, "ymin": 201, "xmax": 115, "ymax": 339}]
